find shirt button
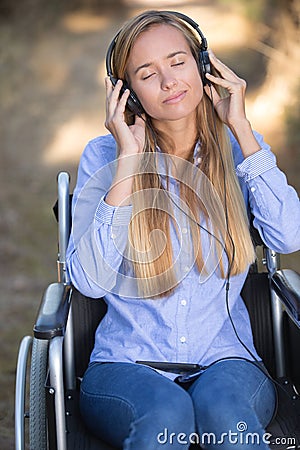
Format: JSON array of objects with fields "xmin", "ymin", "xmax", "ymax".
[
  {"xmin": 181, "ymin": 299, "xmax": 187, "ymax": 306},
  {"xmin": 183, "ymin": 266, "xmax": 189, "ymax": 273},
  {"xmin": 250, "ymin": 187, "xmax": 256, "ymax": 193},
  {"xmin": 111, "ymin": 233, "xmax": 116, "ymax": 239},
  {"xmin": 180, "ymin": 336, "xmax": 186, "ymax": 343},
  {"xmin": 182, "ymin": 227, "xmax": 188, "ymax": 234}
]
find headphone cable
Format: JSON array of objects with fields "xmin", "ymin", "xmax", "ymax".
[{"xmin": 207, "ymin": 83, "xmax": 260, "ymax": 362}]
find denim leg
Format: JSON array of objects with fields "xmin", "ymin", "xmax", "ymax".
[
  {"xmin": 80, "ymin": 362, "xmax": 195, "ymax": 449},
  {"xmin": 187, "ymin": 359, "xmax": 276, "ymax": 449}
]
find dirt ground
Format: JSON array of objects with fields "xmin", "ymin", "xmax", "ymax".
[{"xmin": 0, "ymin": 1, "xmax": 299, "ymax": 448}]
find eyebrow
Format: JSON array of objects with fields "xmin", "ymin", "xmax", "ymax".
[{"xmin": 134, "ymin": 51, "xmax": 188, "ymax": 75}]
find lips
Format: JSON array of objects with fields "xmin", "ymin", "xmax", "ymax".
[{"xmin": 163, "ymin": 90, "xmax": 187, "ymax": 104}]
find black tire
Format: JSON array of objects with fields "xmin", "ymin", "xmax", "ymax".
[{"xmin": 29, "ymin": 338, "xmax": 49, "ymax": 450}]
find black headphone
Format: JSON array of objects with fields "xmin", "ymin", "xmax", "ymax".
[{"xmin": 105, "ymin": 11, "xmax": 212, "ymax": 116}]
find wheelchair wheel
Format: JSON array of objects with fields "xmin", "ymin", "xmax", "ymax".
[{"xmin": 29, "ymin": 338, "xmax": 49, "ymax": 450}]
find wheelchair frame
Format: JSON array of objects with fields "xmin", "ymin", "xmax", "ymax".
[{"xmin": 15, "ymin": 172, "xmax": 300, "ymax": 450}]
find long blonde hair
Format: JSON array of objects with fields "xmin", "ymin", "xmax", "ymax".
[{"xmin": 111, "ymin": 10, "xmax": 256, "ymax": 297}]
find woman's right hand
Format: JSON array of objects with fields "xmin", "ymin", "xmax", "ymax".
[{"xmin": 105, "ymin": 77, "xmax": 146, "ymax": 157}]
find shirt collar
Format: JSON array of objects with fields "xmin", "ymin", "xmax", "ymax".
[{"xmin": 155, "ymin": 141, "xmax": 202, "ymax": 166}]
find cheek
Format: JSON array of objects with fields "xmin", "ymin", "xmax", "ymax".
[
  {"xmin": 192, "ymin": 82, "xmax": 204, "ymax": 107},
  {"xmin": 186, "ymin": 71, "xmax": 204, "ymax": 108},
  {"xmin": 192, "ymin": 70, "xmax": 204, "ymax": 95},
  {"xmin": 141, "ymin": 100, "xmax": 161, "ymax": 118},
  {"xmin": 132, "ymin": 85, "xmax": 156, "ymax": 115}
]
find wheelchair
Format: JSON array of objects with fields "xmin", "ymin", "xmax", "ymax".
[{"xmin": 15, "ymin": 171, "xmax": 300, "ymax": 450}]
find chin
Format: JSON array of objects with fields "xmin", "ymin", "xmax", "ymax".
[
  {"xmin": 148, "ymin": 98, "xmax": 202, "ymax": 122},
  {"xmin": 155, "ymin": 107, "xmax": 198, "ymax": 122}
]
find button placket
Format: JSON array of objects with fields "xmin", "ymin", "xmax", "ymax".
[{"xmin": 177, "ymin": 296, "xmax": 189, "ymax": 360}]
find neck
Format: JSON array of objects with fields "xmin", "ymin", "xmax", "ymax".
[{"xmin": 152, "ymin": 115, "xmax": 198, "ymax": 159}]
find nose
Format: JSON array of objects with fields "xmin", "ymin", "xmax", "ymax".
[{"xmin": 161, "ymin": 70, "xmax": 178, "ymax": 90}]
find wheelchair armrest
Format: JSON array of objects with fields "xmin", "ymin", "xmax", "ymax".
[
  {"xmin": 33, "ymin": 283, "xmax": 72, "ymax": 339},
  {"xmin": 271, "ymin": 269, "xmax": 300, "ymax": 322}
]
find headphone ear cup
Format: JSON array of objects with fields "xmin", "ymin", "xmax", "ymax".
[
  {"xmin": 126, "ymin": 88, "xmax": 145, "ymax": 116},
  {"xmin": 109, "ymin": 76, "xmax": 144, "ymax": 116},
  {"xmin": 199, "ymin": 50, "xmax": 212, "ymax": 86},
  {"xmin": 117, "ymin": 79, "xmax": 144, "ymax": 116}
]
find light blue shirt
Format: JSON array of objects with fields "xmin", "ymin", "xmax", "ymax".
[{"xmin": 66, "ymin": 131, "xmax": 300, "ymax": 379}]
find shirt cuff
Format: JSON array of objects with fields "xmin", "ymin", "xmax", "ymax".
[
  {"xmin": 236, "ymin": 148, "xmax": 277, "ymax": 182},
  {"xmin": 95, "ymin": 196, "xmax": 132, "ymax": 225}
]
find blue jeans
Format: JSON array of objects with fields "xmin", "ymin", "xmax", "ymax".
[{"xmin": 80, "ymin": 359, "xmax": 276, "ymax": 449}]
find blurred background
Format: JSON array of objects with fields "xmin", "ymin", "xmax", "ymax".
[{"xmin": 0, "ymin": 0, "xmax": 299, "ymax": 447}]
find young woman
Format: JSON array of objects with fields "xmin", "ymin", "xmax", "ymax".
[{"xmin": 66, "ymin": 10, "xmax": 300, "ymax": 449}]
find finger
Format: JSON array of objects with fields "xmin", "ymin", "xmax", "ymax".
[
  {"xmin": 116, "ymin": 88, "xmax": 130, "ymax": 113},
  {"xmin": 105, "ymin": 76, "xmax": 113, "ymax": 94},
  {"xmin": 105, "ymin": 76, "xmax": 112, "ymax": 86},
  {"xmin": 111, "ymin": 79, "xmax": 123, "ymax": 100},
  {"xmin": 208, "ymin": 50, "xmax": 239, "ymax": 81},
  {"xmin": 107, "ymin": 89, "xmax": 130, "ymax": 130},
  {"xmin": 105, "ymin": 77, "xmax": 114, "ymax": 114},
  {"xmin": 205, "ymin": 72, "xmax": 246, "ymax": 96},
  {"xmin": 204, "ymin": 81, "xmax": 221, "ymax": 103},
  {"xmin": 106, "ymin": 79, "xmax": 124, "ymax": 117}
]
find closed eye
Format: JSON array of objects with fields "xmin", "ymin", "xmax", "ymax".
[
  {"xmin": 142, "ymin": 73, "xmax": 155, "ymax": 80},
  {"xmin": 141, "ymin": 61, "xmax": 184, "ymax": 80}
]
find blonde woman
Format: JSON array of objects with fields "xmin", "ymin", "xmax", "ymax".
[{"xmin": 66, "ymin": 10, "xmax": 300, "ymax": 449}]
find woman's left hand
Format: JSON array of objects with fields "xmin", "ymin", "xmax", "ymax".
[{"xmin": 204, "ymin": 51, "xmax": 248, "ymax": 129}]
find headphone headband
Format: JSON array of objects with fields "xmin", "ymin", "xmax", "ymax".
[
  {"xmin": 106, "ymin": 34, "xmax": 120, "ymax": 79},
  {"xmin": 163, "ymin": 11, "xmax": 208, "ymax": 50}
]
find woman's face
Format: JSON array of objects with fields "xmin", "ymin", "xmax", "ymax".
[{"xmin": 126, "ymin": 24, "xmax": 203, "ymax": 124}]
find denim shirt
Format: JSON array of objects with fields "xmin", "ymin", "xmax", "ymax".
[{"xmin": 66, "ymin": 131, "xmax": 300, "ymax": 379}]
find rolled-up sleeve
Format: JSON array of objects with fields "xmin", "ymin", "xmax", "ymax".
[
  {"xmin": 66, "ymin": 135, "xmax": 134, "ymax": 298},
  {"xmin": 236, "ymin": 141, "xmax": 300, "ymax": 253},
  {"xmin": 68, "ymin": 198, "xmax": 132, "ymax": 298}
]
